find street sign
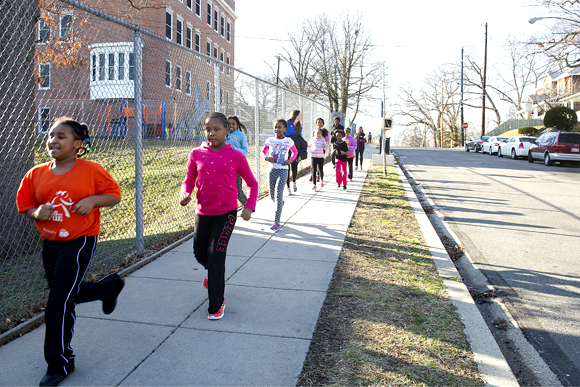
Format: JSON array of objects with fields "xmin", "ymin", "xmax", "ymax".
[{"xmin": 462, "ymin": 123, "xmax": 468, "ymax": 129}]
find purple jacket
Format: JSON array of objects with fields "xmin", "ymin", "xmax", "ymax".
[{"xmin": 344, "ymin": 135, "xmax": 357, "ymax": 157}]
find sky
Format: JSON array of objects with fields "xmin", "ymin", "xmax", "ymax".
[{"xmin": 234, "ymin": 0, "xmax": 553, "ymax": 137}]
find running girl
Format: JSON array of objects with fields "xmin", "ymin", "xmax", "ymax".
[
  {"xmin": 308, "ymin": 127, "xmax": 329, "ymax": 190},
  {"xmin": 16, "ymin": 117, "xmax": 124, "ymax": 387},
  {"xmin": 180, "ymin": 112, "xmax": 258, "ymax": 320},
  {"xmin": 262, "ymin": 119, "xmax": 298, "ymax": 231},
  {"xmin": 333, "ymin": 130, "xmax": 349, "ymax": 189},
  {"xmin": 226, "ymin": 115, "xmax": 249, "ymax": 208}
]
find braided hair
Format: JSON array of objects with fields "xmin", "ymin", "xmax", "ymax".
[
  {"xmin": 52, "ymin": 116, "xmax": 92, "ymax": 158},
  {"xmin": 206, "ymin": 112, "xmax": 229, "ymax": 130}
]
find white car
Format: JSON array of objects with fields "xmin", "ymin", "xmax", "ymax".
[
  {"xmin": 498, "ymin": 136, "xmax": 537, "ymax": 159},
  {"xmin": 482, "ymin": 136, "xmax": 508, "ymax": 155}
]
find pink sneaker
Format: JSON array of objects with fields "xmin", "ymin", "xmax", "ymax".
[
  {"xmin": 202, "ymin": 273, "xmax": 208, "ymax": 289},
  {"xmin": 208, "ymin": 302, "xmax": 225, "ymax": 320},
  {"xmin": 321, "ymin": 182, "xmax": 325, "ymax": 188},
  {"xmin": 312, "ymin": 185, "xmax": 317, "ymax": 190}
]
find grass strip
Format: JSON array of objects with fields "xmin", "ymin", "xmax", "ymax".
[{"xmin": 298, "ymin": 165, "xmax": 484, "ymax": 386}]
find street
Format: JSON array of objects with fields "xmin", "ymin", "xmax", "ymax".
[{"xmin": 393, "ymin": 147, "xmax": 580, "ymax": 386}]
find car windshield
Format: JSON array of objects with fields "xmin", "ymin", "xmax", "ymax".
[
  {"xmin": 559, "ymin": 133, "xmax": 580, "ymax": 144},
  {"xmin": 497, "ymin": 137, "xmax": 508, "ymax": 141},
  {"xmin": 520, "ymin": 137, "xmax": 535, "ymax": 142},
  {"xmin": 482, "ymin": 136, "xmax": 490, "ymax": 141}
]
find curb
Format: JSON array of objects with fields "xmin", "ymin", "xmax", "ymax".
[{"xmin": 392, "ymin": 163, "xmax": 519, "ymax": 387}]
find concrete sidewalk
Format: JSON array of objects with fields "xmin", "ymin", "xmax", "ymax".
[{"xmin": 0, "ymin": 148, "xmax": 375, "ymax": 386}]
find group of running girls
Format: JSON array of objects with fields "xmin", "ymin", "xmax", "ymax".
[{"xmin": 15, "ymin": 111, "xmax": 366, "ymax": 386}]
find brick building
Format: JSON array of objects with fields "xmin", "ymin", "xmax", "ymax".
[{"xmin": 35, "ymin": 0, "xmax": 237, "ymax": 139}]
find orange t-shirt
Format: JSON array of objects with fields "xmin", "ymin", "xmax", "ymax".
[{"xmin": 16, "ymin": 159, "xmax": 121, "ymax": 241}]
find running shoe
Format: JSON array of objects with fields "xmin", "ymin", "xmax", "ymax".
[
  {"xmin": 309, "ymin": 176, "xmax": 313, "ymax": 182},
  {"xmin": 287, "ymin": 188, "xmax": 291, "ymax": 196},
  {"xmin": 208, "ymin": 302, "xmax": 225, "ymax": 320},
  {"xmin": 317, "ymin": 176, "xmax": 320, "ymax": 182},
  {"xmin": 270, "ymin": 223, "xmax": 281, "ymax": 232},
  {"xmin": 355, "ymin": 166, "xmax": 358, "ymax": 170},
  {"xmin": 202, "ymin": 272, "xmax": 208, "ymax": 289},
  {"xmin": 337, "ymin": 184, "xmax": 341, "ymax": 188},
  {"xmin": 312, "ymin": 185, "xmax": 317, "ymax": 190},
  {"xmin": 321, "ymin": 182, "xmax": 325, "ymax": 188},
  {"xmin": 343, "ymin": 185, "xmax": 347, "ymax": 190},
  {"xmin": 293, "ymin": 182, "xmax": 297, "ymax": 192}
]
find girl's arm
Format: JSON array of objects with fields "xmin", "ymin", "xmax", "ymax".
[
  {"xmin": 288, "ymin": 144, "xmax": 298, "ymax": 163},
  {"xmin": 261, "ymin": 144, "xmax": 271, "ymax": 161},
  {"xmin": 180, "ymin": 151, "xmax": 198, "ymax": 205},
  {"xmin": 240, "ymin": 133, "xmax": 249, "ymax": 156},
  {"xmin": 73, "ymin": 194, "xmax": 121, "ymax": 216},
  {"xmin": 237, "ymin": 156, "xmax": 258, "ymax": 214},
  {"xmin": 324, "ymin": 139, "xmax": 329, "ymax": 152}
]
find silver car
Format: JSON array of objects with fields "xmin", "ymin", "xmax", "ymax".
[{"xmin": 498, "ymin": 136, "xmax": 537, "ymax": 159}]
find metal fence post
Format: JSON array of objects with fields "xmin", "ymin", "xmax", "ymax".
[
  {"xmin": 282, "ymin": 89, "xmax": 286, "ymax": 119},
  {"xmin": 133, "ymin": 30, "xmax": 144, "ymax": 255},
  {"xmin": 214, "ymin": 62, "xmax": 220, "ymax": 112},
  {"xmin": 254, "ymin": 80, "xmax": 260, "ymax": 189}
]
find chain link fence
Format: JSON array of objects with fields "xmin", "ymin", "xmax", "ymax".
[{"xmin": 0, "ymin": 0, "xmax": 332, "ymax": 334}]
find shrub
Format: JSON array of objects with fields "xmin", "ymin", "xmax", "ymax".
[
  {"xmin": 544, "ymin": 106, "xmax": 578, "ymax": 131},
  {"xmin": 518, "ymin": 126, "xmax": 536, "ymax": 135}
]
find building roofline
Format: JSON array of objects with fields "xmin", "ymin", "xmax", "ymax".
[{"xmin": 216, "ymin": 0, "xmax": 238, "ymax": 20}]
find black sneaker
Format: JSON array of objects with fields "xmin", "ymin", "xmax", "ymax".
[
  {"xmin": 102, "ymin": 274, "xmax": 125, "ymax": 315},
  {"xmin": 39, "ymin": 368, "xmax": 74, "ymax": 386},
  {"xmin": 343, "ymin": 186, "xmax": 347, "ymax": 190}
]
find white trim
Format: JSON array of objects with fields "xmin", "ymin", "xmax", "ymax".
[
  {"xmin": 39, "ymin": 63, "xmax": 50, "ymax": 90},
  {"xmin": 38, "ymin": 19, "xmax": 50, "ymax": 44},
  {"xmin": 185, "ymin": 70, "xmax": 192, "ymax": 95},
  {"xmin": 195, "ymin": 0, "xmax": 201, "ymax": 17},
  {"xmin": 175, "ymin": 65, "xmax": 183, "ymax": 92},
  {"xmin": 165, "ymin": 60, "xmax": 172, "ymax": 88},
  {"xmin": 215, "ymin": 0, "xmax": 238, "ymax": 19}
]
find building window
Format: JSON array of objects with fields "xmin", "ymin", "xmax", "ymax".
[
  {"xmin": 118, "ymin": 52, "xmax": 125, "ymax": 80},
  {"xmin": 226, "ymin": 90, "xmax": 230, "ymax": 104},
  {"xmin": 39, "ymin": 107, "xmax": 51, "ymax": 134},
  {"xmin": 206, "ymin": 81, "xmax": 211, "ymax": 100},
  {"xmin": 220, "ymin": 88, "xmax": 223, "ymax": 105},
  {"xmin": 176, "ymin": 17, "xmax": 183, "ymax": 45},
  {"xmin": 166, "ymin": 10, "xmax": 173, "ymax": 40},
  {"xmin": 220, "ymin": 15, "xmax": 225, "ymax": 37},
  {"xmin": 39, "ymin": 19, "xmax": 50, "ymax": 43},
  {"xmin": 227, "ymin": 21, "xmax": 231, "ymax": 42},
  {"xmin": 213, "ymin": 45, "xmax": 218, "ymax": 59},
  {"xmin": 165, "ymin": 60, "xmax": 171, "ymax": 88},
  {"xmin": 185, "ymin": 71, "xmax": 191, "ymax": 95},
  {"xmin": 108, "ymin": 53, "xmax": 115, "ymax": 80},
  {"xmin": 60, "ymin": 14, "xmax": 72, "ymax": 39},
  {"xmin": 220, "ymin": 51, "xmax": 224, "ymax": 73},
  {"xmin": 226, "ymin": 54, "xmax": 230, "ymax": 76},
  {"xmin": 176, "ymin": 65, "xmax": 182, "ymax": 92},
  {"xmin": 98, "ymin": 53, "xmax": 105, "ymax": 80},
  {"xmin": 213, "ymin": 9, "xmax": 218, "ymax": 31},
  {"xmin": 195, "ymin": 32, "xmax": 200, "ymax": 52},
  {"xmin": 206, "ymin": 40, "xmax": 211, "ymax": 64},
  {"xmin": 129, "ymin": 52, "xmax": 135, "ymax": 80},
  {"xmin": 195, "ymin": 0, "xmax": 201, "ymax": 17},
  {"xmin": 206, "ymin": 3, "xmax": 211, "ymax": 26},
  {"xmin": 39, "ymin": 63, "xmax": 50, "ymax": 89},
  {"xmin": 186, "ymin": 0, "xmax": 192, "ymax": 10},
  {"xmin": 91, "ymin": 54, "xmax": 96, "ymax": 81},
  {"xmin": 186, "ymin": 26, "xmax": 192, "ymax": 49}
]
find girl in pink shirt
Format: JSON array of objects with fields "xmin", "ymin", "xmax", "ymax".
[{"xmin": 180, "ymin": 112, "xmax": 258, "ymax": 320}]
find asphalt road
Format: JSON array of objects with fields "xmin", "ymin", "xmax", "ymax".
[{"xmin": 393, "ymin": 147, "xmax": 580, "ymax": 386}]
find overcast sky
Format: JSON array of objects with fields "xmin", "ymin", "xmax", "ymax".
[{"xmin": 234, "ymin": 0, "xmax": 554, "ymax": 133}]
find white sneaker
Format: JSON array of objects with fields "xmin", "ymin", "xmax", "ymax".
[{"xmin": 293, "ymin": 182, "xmax": 297, "ymax": 192}]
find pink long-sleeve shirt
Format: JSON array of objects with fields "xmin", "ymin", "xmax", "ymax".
[
  {"xmin": 344, "ymin": 135, "xmax": 357, "ymax": 157},
  {"xmin": 181, "ymin": 142, "xmax": 258, "ymax": 215}
]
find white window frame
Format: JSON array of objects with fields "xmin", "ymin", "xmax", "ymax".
[
  {"xmin": 185, "ymin": 70, "xmax": 192, "ymax": 95},
  {"xmin": 220, "ymin": 50, "xmax": 225, "ymax": 73},
  {"xmin": 226, "ymin": 90, "xmax": 230, "ymax": 105},
  {"xmin": 213, "ymin": 8, "xmax": 219, "ymax": 32},
  {"xmin": 195, "ymin": 0, "xmax": 201, "ymax": 17},
  {"xmin": 89, "ymin": 42, "xmax": 135, "ymax": 100},
  {"xmin": 213, "ymin": 43, "xmax": 218, "ymax": 60},
  {"xmin": 165, "ymin": 60, "xmax": 172, "ymax": 88},
  {"xmin": 186, "ymin": 0, "xmax": 192, "ymax": 10},
  {"xmin": 195, "ymin": 30, "xmax": 201, "ymax": 53},
  {"xmin": 226, "ymin": 54, "xmax": 231, "ymax": 76},
  {"xmin": 226, "ymin": 20, "xmax": 231, "ymax": 43},
  {"xmin": 176, "ymin": 65, "xmax": 182, "ymax": 92},
  {"xmin": 39, "ymin": 63, "xmax": 50, "ymax": 90},
  {"xmin": 206, "ymin": 80, "xmax": 211, "ymax": 100},
  {"xmin": 206, "ymin": 2, "xmax": 212, "ymax": 26},
  {"xmin": 176, "ymin": 16, "xmax": 183, "ymax": 45},
  {"xmin": 220, "ymin": 13, "xmax": 225, "ymax": 37},
  {"xmin": 38, "ymin": 19, "xmax": 50, "ymax": 43},
  {"xmin": 166, "ymin": 9, "xmax": 173, "ymax": 40},
  {"xmin": 38, "ymin": 107, "xmax": 51, "ymax": 134},
  {"xmin": 186, "ymin": 24, "xmax": 192, "ymax": 49},
  {"xmin": 60, "ymin": 12, "xmax": 73, "ymax": 39},
  {"xmin": 206, "ymin": 38, "xmax": 212, "ymax": 65},
  {"xmin": 220, "ymin": 88, "xmax": 224, "ymax": 105}
]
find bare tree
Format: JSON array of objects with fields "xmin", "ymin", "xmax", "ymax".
[
  {"xmin": 463, "ymin": 52, "xmax": 502, "ymax": 126},
  {"xmin": 276, "ymin": 13, "xmax": 382, "ymax": 119},
  {"xmin": 534, "ymin": 0, "xmax": 580, "ymax": 68}
]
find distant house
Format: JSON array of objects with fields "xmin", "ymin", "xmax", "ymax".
[
  {"xmin": 518, "ymin": 65, "xmax": 580, "ymax": 119},
  {"xmin": 35, "ymin": 0, "xmax": 237, "ymax": 138}
]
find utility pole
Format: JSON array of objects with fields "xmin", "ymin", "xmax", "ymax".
[
  {"xmin": 382, "ymin": 63, "xmax": 387, "ymax": 176},
  {"xmin": 461, "ymin": 47, "xmax": 465, "ymax": 146},
  {"xmin": 482, "ymin": 23, "xmax": 488, "ymax": 136},
  {"xmin": 275, "ymin": 56, "xmax": 281, "ymax": 116}
]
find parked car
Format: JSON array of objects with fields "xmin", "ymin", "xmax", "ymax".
[
  {"xmin": 528, "ymin": 131, "xmax": 580, "ymax": 166},
  {"xmin": 482, "ymin": 136, "xmax": 508, "ymax": 155},
  {"xmin": 465, "ymin": 136, "xmax": 490, "ymax": 152},
  {"xmin": 498, "ymin": 136, "xmax": 537, "ymax": 159}
]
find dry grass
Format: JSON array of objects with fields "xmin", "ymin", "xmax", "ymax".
[{"xmin": 298, "ymin": 165, "xmax": 484, "ymax": 386}]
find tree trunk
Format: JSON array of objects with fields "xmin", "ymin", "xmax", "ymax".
[{"xmin": 0, "ymin": 1, "xmax": 39, "ymax": 260}]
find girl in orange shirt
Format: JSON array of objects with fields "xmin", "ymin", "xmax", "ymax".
[{"xmin": 16, "ymin": 117, "xmax": 124, "ymax": 387}]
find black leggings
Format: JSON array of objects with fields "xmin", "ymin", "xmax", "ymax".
[
  {"xmin": 311, "ymin": 157, "xmax": 324, "ymax": 182},
  {"xmin": 193, "ymin": 210, "xmax": 237, "ymax": 314},
  {"xmin": 355, "ymin": 146, "xmax": 364, "ymax": 168},
  {"xmin": 43, "ymin": 236, "xmax": 124, "ymax": 375},
  {"xmin": 347, "ymin": 157, "xmax": 354, "ymax": 180},
  {"xmin": 286, "ymin": 158, "xmax": 300, "ymax": 187}
]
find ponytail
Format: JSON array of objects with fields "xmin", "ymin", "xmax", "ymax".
[{"xmin": 52, "ymin": 116, "xmax": 92, "ymax": 158}]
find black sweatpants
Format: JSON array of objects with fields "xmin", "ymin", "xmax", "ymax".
[
  {"xmin": 347, "ymin": 157, "xmax": 354, "ymax": 180},
  {"xmin": 355, "ymin": 146, "xmax": 365, "ymax": 168},
  {"xmin": 42, "ymin": 236, "xmax": 124, "ymax": 376},
  {"xmin": 193, "ymin": 210, "xmax": 237, "ymax": 314},
  {"xmin": 286, "ymin": 158, "xmax": 300, "ymax": 188},
  {"xmin": 311, "ymin": 157, "xmax": 324, "ymax": 183}
]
